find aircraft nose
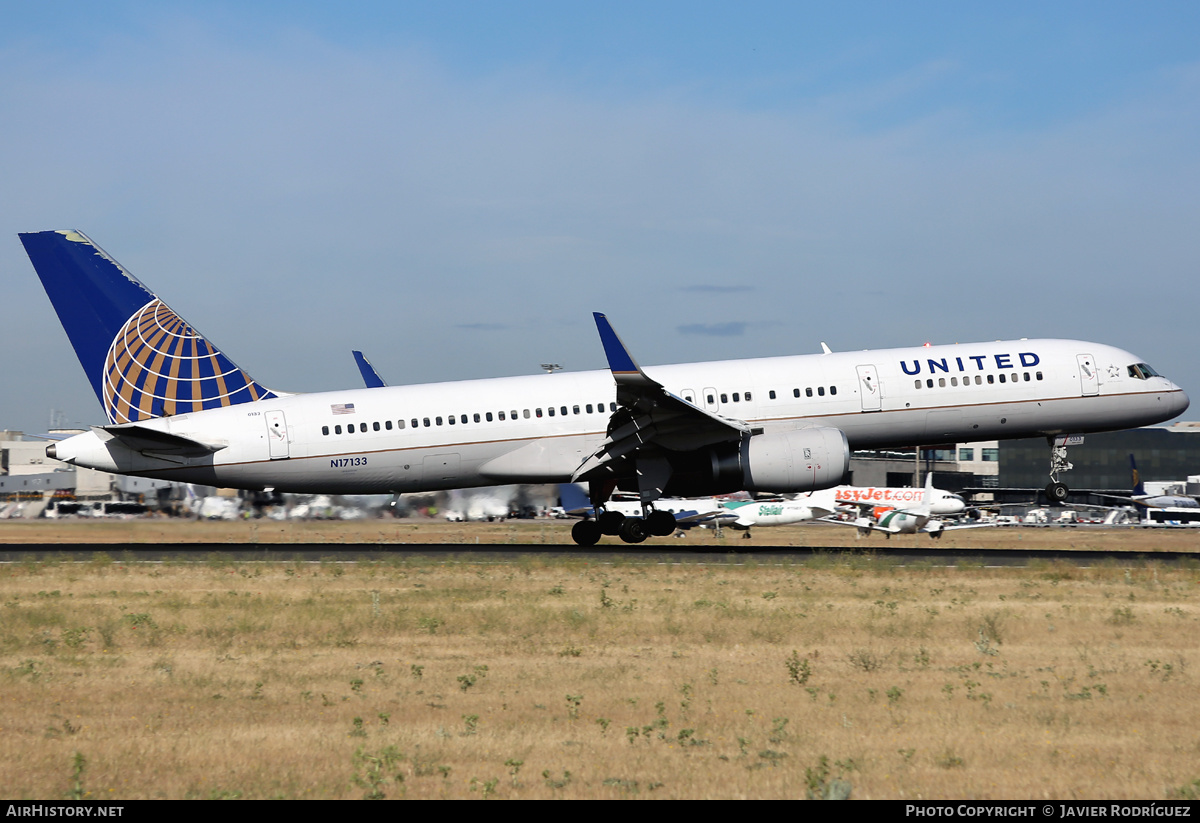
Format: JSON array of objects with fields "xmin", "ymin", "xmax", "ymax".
[{"xmin": 1171, "ymin": 387, "xmax": 1191, "ymax": 417}]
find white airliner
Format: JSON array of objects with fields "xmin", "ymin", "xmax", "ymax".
[
  {"xmin": 821, "ymin": 474, "xmax": 987, "ymax": 539},
  {"xmin": 719, "ymin": 497, "xmax": 837, "ymax": 535},
  {"xmin": 20, "ymin": 230, "xmax": 1190, "ymax": 546},
  {"xmin": 808, "ymin": 482, "xmax": 967, "ymax": 516}
]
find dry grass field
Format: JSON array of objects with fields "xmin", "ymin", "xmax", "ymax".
[{"xmin": 2, "ymin": 522, "xmax": 1200, "ymax": 800}]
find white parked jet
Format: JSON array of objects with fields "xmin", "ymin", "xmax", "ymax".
[
  {"xmin": 20, "ymin": 230, "xmax": 1190, "ymax": 546},
  {"xmin": 822, "ymin": 474, "xmax": 986, "ymax": 539},
  {"xmin": 719, "ymin": 497, "xmax": 838, "ymax": 535}
]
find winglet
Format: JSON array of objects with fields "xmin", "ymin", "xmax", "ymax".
[
  {"xmin": 593, "ymin": 312, "xmax": 642, "ymax": 377},
  {"xmin": 352, "ymin": 350, "xmax": 388, "ymax": 389}
]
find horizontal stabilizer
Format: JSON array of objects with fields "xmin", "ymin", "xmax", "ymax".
[{"xmin": 96, "ymin": 423, "xmax": 226, "ymax": 457}]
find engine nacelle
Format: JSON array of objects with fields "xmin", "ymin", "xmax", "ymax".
[{"xmin": 710, "ymin": 427, "xmax": 849, "ymax": 493}]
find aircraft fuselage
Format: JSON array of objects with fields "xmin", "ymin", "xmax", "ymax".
[{"xmin": 51, "ymin": 338, "xmax": 1188, "ymax": 495}]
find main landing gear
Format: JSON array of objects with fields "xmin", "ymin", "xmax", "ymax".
[
  {"xmin": 570, "ymin": 508, "xmax": 678, "ymax": 546},
  {"xmin": 1045, "ymin": 435, "xmax": 1083, "ymax": 505}
]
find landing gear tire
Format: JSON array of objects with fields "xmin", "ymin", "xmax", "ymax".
[
  {"xmin": 646, "ymin": 510, "xmax": 677, "ymax": 536},
  {"xmin": 618, "ymin": 518, "xmax": 648, "ymax": 544},
  {"xmin": 572, "ymin": 519, "xmax": 602, "ymax": 547},
  {"xmin": 1045, "ymin": 481, "xmax": 1069, "ymax": 505},
  {"xmin": 598, "ymin": 511, "xmax": 625, "ymax": 535}
]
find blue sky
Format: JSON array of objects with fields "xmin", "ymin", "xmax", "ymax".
[{"xmin": 2, "ymin": 2, "xmax": 1198, "ymax": 433}]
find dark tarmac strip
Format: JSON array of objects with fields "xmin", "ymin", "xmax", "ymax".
[{"xmin": 1, "ymin": 543, "xmax": 1197, "ymax": 566}]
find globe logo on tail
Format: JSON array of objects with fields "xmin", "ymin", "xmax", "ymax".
[{"xmin": 102, "ymin": 299, "xmax": 274, "ymax": 424}]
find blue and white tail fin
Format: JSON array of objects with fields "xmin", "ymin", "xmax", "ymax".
[
  {"xmin": 1129, "ymin": 454, "xmax": 1146, "ymax": 496},
  {"xmin": 19, "ymin": 230, "xmax": 277, "ymax": 424}
]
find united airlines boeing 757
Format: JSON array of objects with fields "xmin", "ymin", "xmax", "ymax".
[{"xmin": 19, "ymin": 230, "xmax": 1189, "ymax": 545}]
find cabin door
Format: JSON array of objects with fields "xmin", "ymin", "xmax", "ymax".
[
  {"xmin": 265, "ymin": 411, "xmax": 290, "ymax": 459},
  {"xmin": 1077, "ymin": 354, "xmax": 1099, "ymax": 397},
  {"xmin": 856, "ymin": 365, "xmax": 882, "ymax": 411}
]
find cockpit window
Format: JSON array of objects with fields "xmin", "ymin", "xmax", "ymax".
[{"xmin": 1128, "ymin": 363, "xmax": 1161, "ymax": 380}]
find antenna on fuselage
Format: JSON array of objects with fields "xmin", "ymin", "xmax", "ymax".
[{"xmin": 541, "ymin": 363, "xmax": 562, "ymax": 374}]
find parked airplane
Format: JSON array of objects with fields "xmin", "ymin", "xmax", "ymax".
[
  {"xmin": 822, "ymin": 474, "xmax": 988, "ymax": 539},
  {"xmin": 20, "ymin": 230, "xmax": 1190, "ymax": 545},
  {"xmin": 1108, "ymin": 455, "xmax": 1199, "ymax": 510},
  {"xmin": 818, "ymin": 482, "xmax": 967, "ymax": 516},
  {"xmin": 719, "ymin": 497, "xmax": 838, "ymax": 535}
]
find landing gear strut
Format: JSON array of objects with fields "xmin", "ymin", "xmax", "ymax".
[{"xmin": 1046, "ymin": 435, "xmax": 1083, "ymax": 505}]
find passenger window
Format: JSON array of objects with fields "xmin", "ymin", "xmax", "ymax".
[
  {"xmin": 361, "ymin": 423, "xmax": 368, "ymax": 432},
  {"xmin": 707, "ymin": 394, "xmax": 715, "ymax": 404},
  {"xmin": 523, "ymin": 409, "xmax": 530, "ymax": 419},
  {"xmin": 610, "ymin": 403, "xmax": 617, "ymax": 412},
  {"xmin": 498, "ymin": 411, "xmax": 506, "ymax": 421},
  {"xmin": 732, "ymin": 393, "xmax": 740, "ymax": 402},
  {"xmin": 573, "ymin": 405, "xmax": 580, "ymax": 414},
  {"xmin": 322, "ymin": 425, "xmax": 329, "ymax": 435},
  {"xmin": 769, "ymin": 390, "xmax": 776, "ymax": 400},
  {"xmin": 1024, "ymin": 373, "xmax": 1031, "ymax": 382},
  {"xmin": 486, "ymin": 412, "xmax": 493, "ymax": 421},
  {"xmin": 335, "ymin": 425, "xmax": 342, "ymax": 434},
  {"xmin": 745, "ymin": 392, "xmax": 752, "ymax": 401},
  {"xmin": 436, "ymin": 417, "xmax": 443, "ymax": 426},
  {"xmin": 586, "ymin": 404, "xmax": 593, "ymax": 413},
  {"xmin": 914, "ymin": 380, "xmax": 921, "ymax": 389},
  {"xmin": 793, "ymin": 389, "xmax": 800, "ymax": 398},
  {"xmin": 385, "ymin": 420, "xmax": 393, "ymax": 430},
  {"xmin": 448, "ymin": 415, "xmax": 455, "ymax": 425},
  {"xmin": 547, "ymin": 407, "xmax": 554, "ymax": 417},
  {"xmin": 987, "ymin": 375, "xmax": 994, "ymax": 385},
  {"xmin": 937, "ymin": 379, "xmax": 945, "ymax": 388},
  {"xmin": 536, "ymin": 408, "xmax": 543, "ymax": 418},
  {"xmin": 951, "ymin": 377, "xmax": 958, "ymax": 387},
  {"xmin": 1036, "ymin": 372, "xmax": 1043, "ymax": 381},
  {"xmin": 474, "ymin": 413, "xmax": 481, "ymax": 423},
  {"xmin": 998, "ymin": 374, "xmax": 1006, "ymax": 384},
  {"xmin": 927, "ymin": 379, "xmax": 934, "ymax": 388},
  {"xmin": 806, "ymin": 388, "xmax": 813, "ymax": 398},
  {"xmin": 818, "ymin": 386, "xmax": 826, "ymax": 396},
  {"xmin": 560, "ymin": 406, "xmax": 568, "ymax": 416},
  {"xmin": 373, "ymin": 421, "xmax": 380, "ymax": 431},
  {"xmin": 975, "ymin": 376, "xmax": 982, "ymax": 385},
  {"xmin": 720, "ymin": 393, "xmax": 728, "ymax": 403}
]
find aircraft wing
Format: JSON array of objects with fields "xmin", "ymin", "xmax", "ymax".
[
  {"xmin": 926, "ymin": 521, "xmax": 997, "ymax": 532},
  {"xmin": 672, "ymin": 509, "xmax": 727, "ymax": 527},
  {"xmin": 572, "ymin": 313, "xmax": 751, "ymax": 483}
]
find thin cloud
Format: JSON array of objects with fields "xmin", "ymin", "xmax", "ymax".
[
  {"xmin": 680, "ymin": 284, "xmax": 753, "ymax": 293},
  {"xmin": 678, "ymin": 322, "xmax": 748, "ymax": 337}
]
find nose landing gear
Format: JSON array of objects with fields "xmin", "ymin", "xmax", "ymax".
[{"xmin": 1046, "ymin": 435, "xmax": 1083, "ymax": 505}]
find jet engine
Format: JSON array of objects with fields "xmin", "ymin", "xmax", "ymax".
[{"xmin": 665, "ymin": 427, "xmax": 849, "ymax": 496}]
